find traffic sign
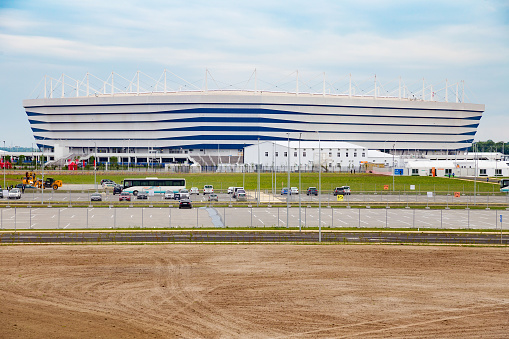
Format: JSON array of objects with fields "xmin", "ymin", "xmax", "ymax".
[{"xmin": 337, "ymin": 195, "xmax": 344, "ymax": 201}]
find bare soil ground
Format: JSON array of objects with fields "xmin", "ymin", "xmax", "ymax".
[{"xmin": 0, "ymin": 244, "xmax": 508, "ymax": 338}]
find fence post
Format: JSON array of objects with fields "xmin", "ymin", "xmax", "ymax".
[
  {"xmin": 331, "ymin": 207, "xmax": 334, "ymax": 228},
  {"xmin": 441, "ymin": 209, "xmax": 442, "ymax": 229}
]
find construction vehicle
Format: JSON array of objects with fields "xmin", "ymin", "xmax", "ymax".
[
  {"xmin": 35, "ymin": 177, "xmax": 63, "ymax": 190},
  {"xmin": 22, "ymin": 171, "xmax": 37, "ymax": 186}
]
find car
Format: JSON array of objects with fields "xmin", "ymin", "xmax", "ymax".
[
  {"xmin": 235, "ymin": 189, "xmax": 246, "ymax": 199},
  {"xmin": 307, "ymin": 187, "xmax": 318, "ymax": 196},
  {"xmin": 119, "ymin": 191, "xmax": 131, "ymax": 201},
  {"xmin": 290, "ymin": 187, "xmax": 299, "ymax": 195},
  {"xmin": 203, "ymin": 185, "xmax": 214, "ymax": 195},
  {"xmin": 233, "ymin": 187, "xmax": 244, "ymax": 198},
  {"xmin": 179, "ymin": 199, "xmax": 192, "ymax": 209},
  {"xmin": 15, "ymin": 184, "xmax": 36, "ymax": 189},
  {"xmin": 227, "ymin": 186, "xmax": 234, "ymax": 194},
  {"xmin": 164, "ymin": 190, "xmax": 175, "ymax": 199},
  {"xmin": 137, "ymin": 191, "xmax": 148, "ymax": 199},
  {"xmin": 190, "ymin": 187, "xmax": 200, "ymax": 195},
  {"xmin": 179, "ymin": 189, "xmax": 190, "ymax": 200},
  {"xmin": 8, "ymin": 188, "xmax": 21, "ymax": 199},
  {"xmin": 102, "ymin": 181, "xmax": 116, "ymax": 188},
  {"xmin": 90, "ymin": 193, "xmax": 102, "ymax": 201},
  {"xmin": 100, "ymin": 179, "xmax": 114, "ymax": 185},
  {"xmin": 0, "ymin": 190, "xmax": 3, "ymax": 198},
  {"xmin": 281, "ymin": 187, "xmax": 290, "ymax": 195},
  {"xmin": 334, "ymin": 186, "xmax": 351, "ymax": 195},
  {"xmin": 236, "ymin": 192, "xmax": 247, "ymax": 201},
  {"xmin": 113, "ymin": 184, "xmax": 122, "ymax": 195},
  {"xmin": 208, "ymin": 193, "xmax": 218, "ymax": 201}
]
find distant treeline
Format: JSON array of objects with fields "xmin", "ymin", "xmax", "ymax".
[{"xmin": 469, "ymin": 140, "xmax": 508, "ymax": 154}]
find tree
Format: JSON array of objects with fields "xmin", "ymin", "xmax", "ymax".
[{"xmin": 110, "ymin": 156, "xmax": 118, "ymax": 169}]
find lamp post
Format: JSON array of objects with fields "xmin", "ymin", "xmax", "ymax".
[
  {"xmin": 41, "ymin": 144, "xmax": 45, "ymax": 204},
  {"xmin": 287, "ymin": 133, "xmax": 290, "ymax": 228},
  {"xmin": 93, "ymin": 142, "xmax": 97, "ymax": 192},
  {"xmin": 317, "ymin": 131, "xmax": 321, "ymax": 242},
  {"xmin": 392, "ymin": 143, "xmax": 395, "ymax": 191},
  {"xmin": 3, "ymin": 140, "xmax": 5, "ymax": 189},
  {"xmin": 299, "ymin": 133, "xmax": 302, "ymax": 231}
]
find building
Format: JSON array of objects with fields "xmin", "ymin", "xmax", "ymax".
[
  {"xmin": 244, "ymin": 141, "xmax": 368, "ymax": 172},
  {"xmin": 23, "ymin": 72, "xmax": 484, "ymax": 167}
]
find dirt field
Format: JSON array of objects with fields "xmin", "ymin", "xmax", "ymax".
[{"xmin": 0, "ymin": 245, "xmax": 508, "ymax": 338}]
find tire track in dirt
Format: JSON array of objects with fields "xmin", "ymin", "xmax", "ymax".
[{"xmin": 279, "ymin": 301, "xmax": 509, "ymax": 338}]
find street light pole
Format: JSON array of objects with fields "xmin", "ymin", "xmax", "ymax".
[
  {"xmin": 3, "ymin": 140, "xmax": 5, "ymax": 189},
  {"xmin": 94, "ymin": 142, "xmax": 97, "ymax": 192},
  {"xmin": 392, "ymin": 143, "xmax": 395, "ymax": 191},
  {"xmin": 287, "ymin": 133, "xmax": 290, "ymax": 228},
  {"xmin": 318, "ymin": 131, "xmax": 321, "ymax": 242},
  {"xmin": 299, "ymin": 133, "xmax": 302, "ymax": 232}
]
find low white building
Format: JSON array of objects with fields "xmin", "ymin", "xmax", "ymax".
[
  {"xmin": 244, "ymin": 141, "xmax": 368, "ymax": 172},
  {"xmin": 404, "ymin": 158, "xmax": 509, "ymax": 177}
]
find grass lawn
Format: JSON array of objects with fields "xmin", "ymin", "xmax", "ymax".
[{"xmin": 1, "ymin": 171, "xmax": 502, "ymax": 193}]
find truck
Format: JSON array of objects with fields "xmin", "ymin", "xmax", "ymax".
[{"xmin": 35, "ymin": 177, "xmax": 63, "ymax": 190}]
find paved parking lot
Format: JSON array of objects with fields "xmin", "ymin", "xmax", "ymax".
[
  {"xmin": 3, "ymin": 190, "xmax": 509, "ymax": 206},
  {"xmin": 0, "ymin": 206, "xmax": 507, "ymax": 230}
]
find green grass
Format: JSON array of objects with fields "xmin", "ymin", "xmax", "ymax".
[{"xmin": 1, "ymin": 171, "xmax": 503, "ymax": 193}]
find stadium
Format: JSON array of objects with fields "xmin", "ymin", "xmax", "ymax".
[{"xmin": 22, "ymin": 71, "xmax": 484, "ymax": 167}]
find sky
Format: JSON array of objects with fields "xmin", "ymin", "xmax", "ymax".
[{"xmin": 0, "ymin": 0, "xmax": 508, "ymax": 147}]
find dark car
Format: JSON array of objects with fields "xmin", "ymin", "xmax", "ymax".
[
  {"xmin": 113, "ymin": 184, "xmax": 122, "ymax": 195},
  {"xmin": 119, "ymin": 191, "xmax": 131, "ymax": 201},
  {"xmin": 333, "ymin": 186, "xmax": 351, "ymax": 195},
  {"xmin": 307, "ymin": 187, "xmax": 318, "ymax": 196},
  {"xmin": 179, "ymin": 199, "xmax": 192, "ymax": 209},
  {"xmin": 16, "ymin": 183, "xmax": 36, "ymax": 189},
  {"xmin": 137, "ymin": 191, "xmax": 148, "ymax": 199}
]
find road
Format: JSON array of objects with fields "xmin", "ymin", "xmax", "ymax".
[
  {"xmin": 0, "ymin": 206, "xmax": 507, "ymax": 230},
  {"xmin": 3, "ymin": 190, "xmax": 509, "ymax": 206}
]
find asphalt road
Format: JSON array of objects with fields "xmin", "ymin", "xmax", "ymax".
[
  {"xmin": 3, "ymin": 190, "xmax": 509, "ymax": 205},
  {"xmin": 0, "ymin": 206, "xmax": 507, "ymax": 230},
  {"xmin": 0, "ymin": 230, "xmax": 505, "ymax": 245}
]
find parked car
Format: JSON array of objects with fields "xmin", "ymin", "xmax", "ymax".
[
  {"xmin": 90, "ymin": 193, "xmax": 102, "ymax": 201},
  {"xmin": 179, "ymin": 189, "xmax": 190, "ymax": 200},
  {"xmin": 236, "ymin": 192, "xmax": 247, "ymax": 201},
  {"xmin": 137, "ymin": 191, "xmax": 148, "ymax": 199},
  {"xmin": 334, "ymin": 186, "xmax": 351, "ymax": 195},
  {"xmin": 208, "ymin": 193, "xmax": 218, "ymax": 201},
  {"xmin": 203, "ymin": 185, "xmax": 214, "ymax": 195},
  {"xmin": 235, "ymin": 189, "xmax": 246, "ymax": 199},
  {"xmin": 164, "ymin": 190, "xmax": 175, "ymax": 199},
  {"xmin": 227, "ymin": 186, "xmax": 234, "ymax": 194},
  {"xmin": 16, "ymin": 183, "xmax": 36, "ymax": 189},
  {"xmin": 119, "ymin": 191, "xmax": 131, "ymax": 201},
  {"xmin": 101, "ymin": 179, "xmax": 114, "ymax": 185},
  {"xmin": 290, "ymin": 187, "xmax": 299, "ymax": 195},
  {"xmin": 0, "ymin": 190, "xmax": 3, "ymax": 198},
  {"xmin": 8, "ymin": 188, "xmax": 22, "ymax": 199},
  {"xmin": 179, "ymin": 198, "xmax": 192, "ymax": 209},
  {"xmin": 307, "ymin": 187, "xmax": 318, "ymax": 196},
  {"xmin": 233, "ymin": 187, "xmax": 244, "ymax": 198},
  {"xmin": 102, "ymin": 181, "xmax": 116, "ymax": 188},
  {"xmin": 190, "ymin": 187, "xmax": 200, "ymax": 195},
  {"xmin": 113, "ymin": 184, "xmax": 122, "ymax": 195},
  {"xmin": 281, "ymin": 187, "xmax": 290, "ymax": 195}
]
